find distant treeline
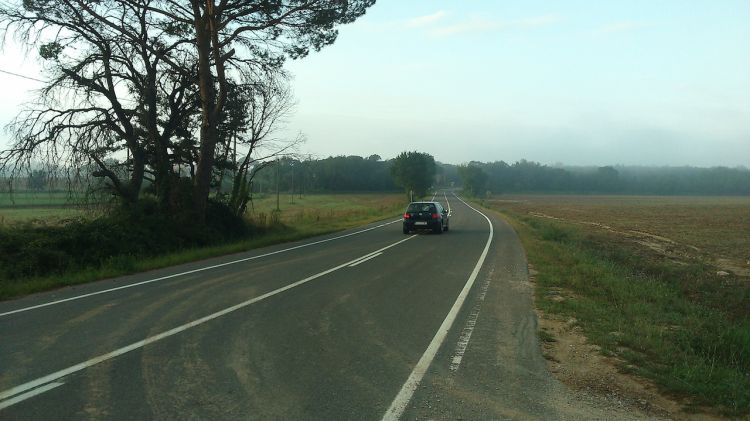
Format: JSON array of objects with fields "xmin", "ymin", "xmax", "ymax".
[
  {"xmin": 6, "ymin": 156, "xmax": 749, "ymax": 196},
  {"xmin": 456, "ymin": 160, "xmax": 750, "ymax": 195},
  {"xmin": 249, "ymin": 156, "xmax": 750, "ymax": 196},
  {"xmin": 249, "ymin": 155, "xmax": 398, "ymax": 194}
]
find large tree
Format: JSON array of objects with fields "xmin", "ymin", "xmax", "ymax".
[
  {"xmin": 0, "ymin": 0, "xmax": 375, "ymax": 220},
  {"xmin": 0, "ymin": 0, "xmax": 201, "ymax": 207},
  {"xmin": 182, "ymin": 0, "xmax": 375, "ymax": 219},
  {"xmin": 390, "ymin": 151, "xmax": 436, "ymax": 199},
  {"xmin": 457, "ymin": 163, "xmax": 488, "ymax": 197}
]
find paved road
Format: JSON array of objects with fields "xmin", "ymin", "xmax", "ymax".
[{"xmin": 0, "ymin": 193, "xmax": 652, "ymax": 420}]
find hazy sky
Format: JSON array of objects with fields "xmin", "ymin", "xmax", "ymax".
[{"xmin": 1, "ymin": 1, "xmax": 749, "ymax": 167}]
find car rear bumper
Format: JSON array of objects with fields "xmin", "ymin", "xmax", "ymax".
[{"xmin": 403, "ymin": 220, "xmax": 441, "ymax": 230}]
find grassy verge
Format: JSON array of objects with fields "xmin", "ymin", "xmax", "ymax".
[
  {"xmin": 480, "ymin": 202, "xmax": 750, "ymax": 416},
  {"xmin": 0, "ymin": 193, "xmax": 405, "ymax": 300}
]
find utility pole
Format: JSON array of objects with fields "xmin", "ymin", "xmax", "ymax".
[
  {"xmin": 290, "ymin": 163, "xmax": 294, "ymax": 204},
  {"xmin": 275, "ymin": 158, "xmax": 280, "ymax": 211}
]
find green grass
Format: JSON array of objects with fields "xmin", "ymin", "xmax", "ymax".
[
  {"xmin": 0, "ymin": 191, "xmax": 74, "ymax": 207},
  {"xmin": 480, "ymin": 199, "xmax": 750, "ymax": 416},
  {"xmin": 248, "ymin": 192, "xmax": 405, "ymax": 227},
  {"xmin": 0, "ymin": 190, "xmax": 95, "ymax": 224},
  {"xmin": 0, "ymin": 207, "xmax": 86, "ymax": 223},
  {"xmin": 0, "ymin": 193, "xmax": 406, "ymax": 300}
]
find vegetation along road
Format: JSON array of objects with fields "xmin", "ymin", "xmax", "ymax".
[{"xmin": 0, "ymin": 193, "xmax": 665, "ymax": 420}]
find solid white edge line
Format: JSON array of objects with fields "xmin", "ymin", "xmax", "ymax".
[
  {"xmin": 0, "ymin": 382, "xmax": 64, "ymax": 410},
  {"xmin": 381, "ymin": 194, "xmax": 493, "ymax": 421},
  {"xmin": 0, "ymin": 219, "xmax": 402, "ymax": 318},
  {"xmin": 0, "ymin": 235, "xmax": 416, "ymax": 408},
  {"xmin": 348, "ymin": 252, "xmax": 383, "ymax": 267}
]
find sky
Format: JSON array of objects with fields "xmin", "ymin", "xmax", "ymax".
[{"xmin": 1, "ymin": 0, "xmax": 749, "ymax": 167}]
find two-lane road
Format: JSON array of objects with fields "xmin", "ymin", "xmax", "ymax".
[
  {"xmin": 0, "ymin": 193, "xmax": 656, "ymax": 420},
  {"xmin": 1, "ymin": 193, "xmax": 492, "ymax": 419}
]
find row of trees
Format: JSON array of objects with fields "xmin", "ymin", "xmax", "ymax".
[
  {"xmin": 456, "ymin": 160, "xmax": 750, "ymax": 196},
  {"xmin": 0, "ymin": 0, "xmax": 375, "ymax": 221},
  {"xmin": 247, "ymin": 151, "xmax": 437, "ymax": 198}
]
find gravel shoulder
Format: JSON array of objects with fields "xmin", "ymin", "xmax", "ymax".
[{"xmin": 403, "ymin": 208, "xmax": 674, "ymax": 420}]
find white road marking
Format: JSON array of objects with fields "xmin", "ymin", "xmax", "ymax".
[
  {"xmin": 0, "ymin": 235, "xmax": 416, "ymax": 410},
  {"xmin": 0, "ymin": 219, "xmax": 402, "ymax": 318},
  {"xmin": 443, "ymin": 192, "xmax": 452, "ymax": 216},
  {"xmin": 0, "ymin": 382, "xmax": 64, "ymax": 410},
  {"xmin": 448, "ymin": 267, "xmax": 493, "ymax": 372},
  {"xmin": 348, "ymin": 252, "xmax": 383, "ymax": 267},
  {"xmin": 381, "ymin": 194, "xmax": 493, "ymax": 421}
]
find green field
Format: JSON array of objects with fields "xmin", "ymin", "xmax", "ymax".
[
  {"xmin": 483, "ymin": 195, "xmax": 750, "ymax": 416},
  {"xmin": 0, "ymin": 191, "xmax": 73, "ymax": 206},
  {"xmin": 247, "ymin": 192, "xmax": 405, "ymax": 230},
  {"xmin": 0, "ymin": 193, "xmax": 407, "ymax": 299},
  {"xmin": 0, "ymin": 191, "xmax": 88, "ymax": 223}
]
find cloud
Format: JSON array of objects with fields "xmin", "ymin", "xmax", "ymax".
[
  {"xmin": 516, "ymin": 14, "xmax": 564, "ymax": 28},
  {"xmin": 429, "ymin": 14, "xmax": 563, "ymax": 37},
  {"xmin": 405, "ymin": 10, "xmax": 447, "ymax": 29},
  {"xmin": 430, "ymin": 17, "xmax": 500, "ymax": 37},
  {"xmin": 597, "ymin": 21, "xmax": 647, "ymax": 34}
]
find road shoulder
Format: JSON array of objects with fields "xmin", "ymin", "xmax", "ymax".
[{"xmin": 403, "ymin": 202, "xmax": 672, "ymax": 420}]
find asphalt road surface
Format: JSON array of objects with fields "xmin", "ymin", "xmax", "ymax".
[{"xmin": 0, "ymin": 193, "xmax": 654, "ymax": 420}]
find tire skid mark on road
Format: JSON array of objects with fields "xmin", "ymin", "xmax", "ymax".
[
  {"xmin": 80, "ymin": 274, "xmax": 217, "ymax": 418},
  {"xmin": 140, "ymin": 272, "xmax": 260, "ymax": 419},
  {"xmin": 0, "ymin": 235, "xmax": 416, "ymax": 411},
  {"xmin": 0, "ymin": 219, "xmax": 402, "ymax": 318}
]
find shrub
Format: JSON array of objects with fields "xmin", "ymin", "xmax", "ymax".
[{"xmin": 0, "ymin": 200, "xmax": 249, "ymax": 283}]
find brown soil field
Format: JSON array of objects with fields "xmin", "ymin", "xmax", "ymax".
[{"xmin": 487, "ymin": 195, "xmax": 750, "ymax": 277}]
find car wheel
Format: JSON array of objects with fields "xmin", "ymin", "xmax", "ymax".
[
  {"xmin": 433, "ymin": 224, "xmax": 442, "ymax": 234},
  {"xmin": 403, "ymin": 227, "xmax": 410, "ymax": 234},
  {"xmin": 444, "ymin": 221, "xmax": 449, "ymax": 232}
]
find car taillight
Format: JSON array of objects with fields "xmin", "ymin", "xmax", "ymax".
[
  {"xmin": 431, "ymin": 213, "xmax": 439, "ymax": 219},
  {"xmin": 404, "ymin": 213, "xmax": 410, "ymax": 219}
]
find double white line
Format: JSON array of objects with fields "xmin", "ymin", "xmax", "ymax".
[
  {"xmin": 1, "ymin": 219, "xmax": 403, "ymax": 318},
  {"xmin": 0, "ymin": 235, "xmax": 416, "ymax": 410},
  {"xmin": 349, "ymin": 252, "xmax": 384, "ymax": 267}
]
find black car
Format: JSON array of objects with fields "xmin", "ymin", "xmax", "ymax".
[{"xmin": 402, "ymin": 201, "xmax": 449, "ymax": 234}]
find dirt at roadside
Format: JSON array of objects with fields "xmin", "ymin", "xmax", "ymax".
[{"xmin": 529, "ymin": 265, "xmax": 728, "ymax": 421}]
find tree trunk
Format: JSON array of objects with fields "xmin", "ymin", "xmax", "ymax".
[
  {"xmin": 191, "ymin": 0, "xmax": 219, "ymax": 221},
  {"xmin": 126, "ymin": 147, "xmax": 146, "ymax": 204}
]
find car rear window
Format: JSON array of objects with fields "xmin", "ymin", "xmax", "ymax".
[{"xmin": 407, "ymin": 203, "xmax": 436, "ymax": 212}]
